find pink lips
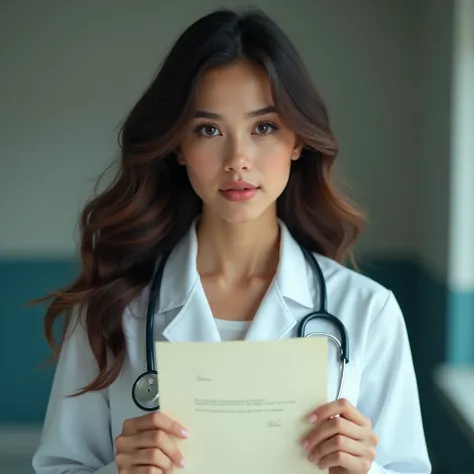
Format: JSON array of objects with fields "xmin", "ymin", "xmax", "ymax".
[{"xmin": 219, "ymin": 181, "xmax": 260, "ymax": 202}]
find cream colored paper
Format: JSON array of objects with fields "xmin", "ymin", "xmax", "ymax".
[{"xmin": 156, "ymin": 338, "xmax": 328, "ymax": 474}]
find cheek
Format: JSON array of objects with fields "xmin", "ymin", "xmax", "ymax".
[
  {"xmin": 180, "ymin": 147, "xmax": 222, "ymax": 192},
  {"xmin": 258, "ymin": 145, "xmax": 293, "ymax": 178}
]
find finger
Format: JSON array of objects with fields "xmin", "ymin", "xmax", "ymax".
[
  {"xmin": 116, "ymin": 429, "xmax": 183, "ymax": 458},
  {"xmin": 127, "ymin": 467, "xmax": 163, "ymax": 474},
  {"xmin": 147, "ymin": 430, "xmax": 185, "ymax": 467},
  {"xmin": 121, "ymin": 468, "xmax": 163, "ymax": 474},
  {"xmin": 135, "ymin": 447, "xmax": 181, "ymax": 470},
  {"xmin": 308, "ymin": 398, "xmax": 370, "ymax": 427},
  {"xmin": 116, "ymin": 449, "xmax": 169, "ymax": 471},
  {"xmin": 122, "ymin": 412, "xmax": 190, "ymax": 438},
  {"xmin": 302, "ymin": 416, "xmax": 364, "ymax": 451},
  {"xmin": 308, "ymin": 434, "xmax": 367, "ymax": 464},
  {"xmin": 318, "ymin": 451, "xmax": 373, "ymax": 472},
  {"xmin": 317, "ymin": 451, "xmax": 360, "ymax": 472},
  {"xmin": 127, "ymin": 467, "xmax": 167, "ymax": 474}
]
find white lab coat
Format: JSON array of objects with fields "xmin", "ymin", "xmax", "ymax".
[{"xmin": 32, "ymin": 220, "xmax": 431, "ymax": 473}]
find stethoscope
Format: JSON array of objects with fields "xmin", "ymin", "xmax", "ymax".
[{"xmin": 132, "ymin": 245, "xmax": 350, "ymax": 412}]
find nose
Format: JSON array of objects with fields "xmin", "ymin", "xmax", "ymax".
[
  {"xmin": 223, "ymin": 138, "xmax": 252, "ymax": 172},
  {"xmin": 224, "ymin": 158, "xmax": 250, "ymax": 172}
]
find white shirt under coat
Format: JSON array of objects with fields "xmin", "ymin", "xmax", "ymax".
[{"xmin": 32, "ymin": 220, "xmax": 432, "ymax": 473}]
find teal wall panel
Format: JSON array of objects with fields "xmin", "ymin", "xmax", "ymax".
[
  {"xmin": 448, "ymin": 291, "xmax": 474, "ymax": 364},
  {"xmin": 0, "ymin": 260, "xmax": 77, "ymax": 423}
]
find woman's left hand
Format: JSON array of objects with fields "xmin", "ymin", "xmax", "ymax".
[{"xmin": 301, "ymin": 398, "xmax": 378, "ymax": 473}]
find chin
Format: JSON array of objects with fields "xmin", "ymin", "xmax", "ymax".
[{"xmin": 214, "ymin": 203, "xmax": 275, "ymax": 225}]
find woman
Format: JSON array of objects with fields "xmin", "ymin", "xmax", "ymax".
[{"xmin": 32, "ymin": 8, "xmax": 431, "ymax": 474}]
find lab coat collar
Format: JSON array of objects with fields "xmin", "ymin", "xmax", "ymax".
[{"xmin": 159, "ymin": 218, "xmax": 315, "ymax": 342}]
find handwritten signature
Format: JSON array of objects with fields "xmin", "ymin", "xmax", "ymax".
[
  {"xmin": 196, "ymin": 374, "xmax": 212, "ymax": 382},
  {"xmin": 266, "ymin": 419, "xmax": 282, "ymax": 428}
]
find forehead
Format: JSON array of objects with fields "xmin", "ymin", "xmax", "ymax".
[{"xmin": 193, "ymin": 60, "xmax": 274, "ymax": 114}]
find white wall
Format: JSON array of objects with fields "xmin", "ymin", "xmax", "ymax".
[
  {"xmin": 448, "ymin": 0, "xmax": 474, "ymax": 290},
  {"xmin": 416, "ymin": 0, "xmax": 474, "ymax": 287},
  {"xmin": 0, "ymin": 0, "xmax": 420, "ymax": 258},
  {"xmin": 416, "ymin": 0, "xmax": 455, "ymax": 282}
]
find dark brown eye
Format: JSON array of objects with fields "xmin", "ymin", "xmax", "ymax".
[
  {"xmin": 253, "ymin": 121, "xmax": 278, "ymax": 135},
  {"xmin": 203, "ymin": 126, "xmax": 217, "ymax": 136},
  {"xmin": 194, "ymin": 124, "xmax": 221, "ymax": 137}
]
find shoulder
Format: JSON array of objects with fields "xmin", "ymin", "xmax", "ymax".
[
  {"xmin": 313, "ymin": 252, "xmax": 391, "ymax": 300},
  {"xmin": 309, "ymin": 253, "xmax": 413, "ymax": 380},
  {"xmin": 311, "ymin": 252, "xmax": 402, "ymax": 331}
]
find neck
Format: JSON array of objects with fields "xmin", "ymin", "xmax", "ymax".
[{"xmin": 196, "ymin": 211, "xmax": 280, "ymax": 281}]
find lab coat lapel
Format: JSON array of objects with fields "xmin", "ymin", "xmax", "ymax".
[
  {"xmin": 158, "ymin": 219, "xmax": 316, "ymax": 343},
  {"xmin": 243, "ymin": 282, "xmax": 295, "ymax": 341},
  {"xmin": 159, "ymin": 221, "xmax": 221, "ymax": 343},
  {"xmin": 162, "ymin": 283, "xmax": 221, "ymax": 342}
]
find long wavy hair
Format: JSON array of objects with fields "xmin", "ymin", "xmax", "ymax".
[{"xmin": 37, "ymin": 8, "xmax": 365, "ymax": 395}]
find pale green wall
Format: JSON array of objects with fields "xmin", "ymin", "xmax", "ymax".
[{"xmin": 0, "ymin": 0, "xmax": 421, "ymax": 258}]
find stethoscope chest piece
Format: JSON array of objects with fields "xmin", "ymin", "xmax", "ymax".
[{"xmin": 132, "ymin": 371, "xmax": 159, "ymax": 411}]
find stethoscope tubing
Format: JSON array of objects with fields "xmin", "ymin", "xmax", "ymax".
[{"xmin": 132, "ymin": 245, "xmax": 350, "ymax": 411}]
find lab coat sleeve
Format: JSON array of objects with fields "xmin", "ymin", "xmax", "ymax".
[
  {"xmin": 32, "ymin": 309, "xmax": 118, "ymax": 474},
  {"xmin": 357, "ymin": 290, "xmax": 431, "ymax": 474}
]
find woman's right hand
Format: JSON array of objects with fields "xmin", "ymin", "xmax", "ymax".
[{"xmin": 115, "ymin": 412, "xmax": 190, "ymax": 473}]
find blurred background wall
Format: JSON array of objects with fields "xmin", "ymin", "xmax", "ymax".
[{"xmin": 1, "ymin": 0, "xmax": 473, "ymax": 472}]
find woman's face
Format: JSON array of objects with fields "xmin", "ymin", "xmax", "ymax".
[{"xmin": 178, "ymin": 60, "xmax": 302, "ymax": 225}]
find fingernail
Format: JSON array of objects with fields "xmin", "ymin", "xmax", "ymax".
[
  {"xmin": 308, "ymin": 454, "xmax": 314, "ymax": 463},
  {"xmin": 301, "ymin": 440, "xmax": 310, "ymax": 450},
  {"xmin": 308, "ymin": 414, "xmax": 318, "ymax": 424},
  {"xmin": 181, "ymin": 429, "xmax": 191, "ymax": 438},
  {"xmin": 179, "ymin": 458, "xmax": 186, "ymax": 467}
]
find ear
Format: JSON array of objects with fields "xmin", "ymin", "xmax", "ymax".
[
  {"xmin": 291, "ymin": 143, "xmax": 304, "ymax": 161},
  {"xmin": 176, "ymin": 149, "xmax": 186, "ymax": 166}
]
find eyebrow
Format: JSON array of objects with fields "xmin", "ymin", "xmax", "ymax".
[{"xmin": 193, "ymin": 106, "xmax": 277, "ymax": 120}]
